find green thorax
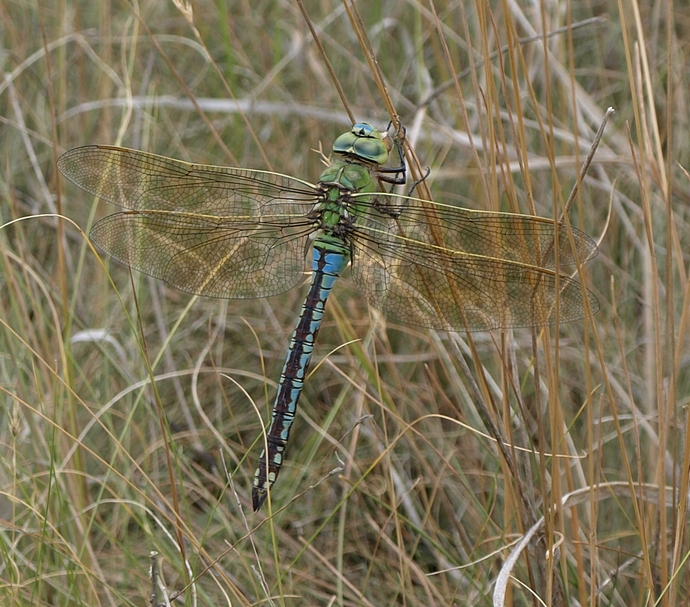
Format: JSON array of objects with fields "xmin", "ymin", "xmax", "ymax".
[{"xmin": 312, "ymin": 123, "xmax": 390, "ymax": 248}]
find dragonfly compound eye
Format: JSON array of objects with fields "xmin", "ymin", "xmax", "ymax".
[{"xmin": 332, "ymin": 123, "xmax": 388, "ymax": 165}]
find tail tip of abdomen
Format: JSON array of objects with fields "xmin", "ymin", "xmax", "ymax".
[{"xmin": 252, "ymin": 487, "xmax": 268, "ymax": 512}]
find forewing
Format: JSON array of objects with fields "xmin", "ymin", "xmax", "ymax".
[
  {"xmin": 58, "ymin": 145, "xmax": 318, "ymax": 216},
  {"xmin": 357, "ymin": 193, "xmax": 598, "ymax": 269}
]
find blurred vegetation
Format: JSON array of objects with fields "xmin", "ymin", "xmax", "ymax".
[{"xmin": 0, "ymin": 0, "xmax": 689, "ymax": 605}]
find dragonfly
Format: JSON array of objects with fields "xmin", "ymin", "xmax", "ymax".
[{"xmin": 58, "ymin": 122, "xmax": 598, "ymax": 511}]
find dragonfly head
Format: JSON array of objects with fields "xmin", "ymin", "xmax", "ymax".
[{"xmin": 332, "ymin": 122, "xmax": 390, "ymax": 166}]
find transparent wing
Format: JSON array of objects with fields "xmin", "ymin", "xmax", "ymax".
[
  {"xmin": 58, "ymin": 145, "xmax": 321, "ymax": 298},
  {"xmin": 351, "ymin": 193, "xmax": 599, "ymax": 331}
]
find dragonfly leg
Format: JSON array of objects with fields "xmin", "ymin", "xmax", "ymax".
[
  {"xmin": 406, "ymin": 165, "xmax": 431, "ymax": 197},
  {"xmin": 378, "ymin": 123, "xmax": 430, "ymax": 198}
]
